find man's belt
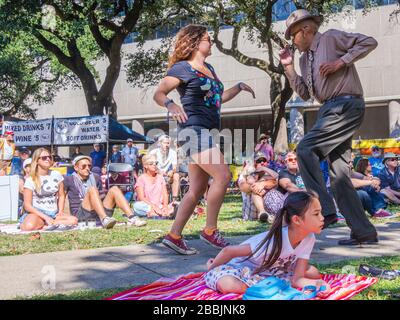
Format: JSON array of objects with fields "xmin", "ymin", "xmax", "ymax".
[{"xmin": 324, "ymin": 94, "xmax": 363, "ymax": 104}]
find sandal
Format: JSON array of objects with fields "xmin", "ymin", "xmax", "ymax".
[{"xmin": 359, "ymin": 264, "xmax": 400, "ymax": 280}]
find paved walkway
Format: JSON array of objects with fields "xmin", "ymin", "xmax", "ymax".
[{"xmin": 1, "ymin": 221, "xmax": 399, "ymax": 299}]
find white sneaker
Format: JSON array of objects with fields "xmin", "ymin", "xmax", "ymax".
[
  {"xmin": 128, "ymin": 216, "xmax": 147, "ymax": 227},
  {"xmin": 102, "ymin": 216, "xmax": 117, "ymax": 229}
]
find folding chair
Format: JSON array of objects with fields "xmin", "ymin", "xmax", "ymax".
[{"xmin": 107, "ymin": 163, "xmax": 135, "ymax": 205}]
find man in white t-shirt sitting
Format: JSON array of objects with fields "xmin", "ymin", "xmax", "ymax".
[{"xmin": 150, "ymin": 135, "xmax": 180, "ymax": 203}]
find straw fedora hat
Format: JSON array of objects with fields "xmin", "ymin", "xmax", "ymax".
[{"xmin": 285, "ymin": 9, "xmax": 323, "ymax": 40}]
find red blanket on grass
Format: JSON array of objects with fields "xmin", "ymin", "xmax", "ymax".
[{"xmin": 106, "ymin": 272, "xmax": 377, "ymax": 300}]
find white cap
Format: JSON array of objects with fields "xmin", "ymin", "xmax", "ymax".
[
  {"xmin": 23, "ymin": 158, "xmax": 32, "ymax": 169},
  {"xmin": 72, "ymin": 155, "xmax": 92, "ymax": 166}
]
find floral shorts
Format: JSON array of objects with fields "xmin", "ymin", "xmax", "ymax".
[
  {"xmin": 204, "ymin": 264, "xmax": 266, "ymax": 292},
  {"xmin": 264, "ymin": 189, "xmax": 288, "ymax": 216}
]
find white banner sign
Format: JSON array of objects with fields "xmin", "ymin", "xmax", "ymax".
[
  {"xmin": 2, "ymin": 119, "xmax": 53, "ymax": 146},
  {"xmin": 53, "ymin": 116, "xmax": 108, "ymax": 145}
]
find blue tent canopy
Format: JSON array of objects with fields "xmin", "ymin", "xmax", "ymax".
[{"xmin": 108, "ymin": 117, "xmax": 154, "ymax": 144}]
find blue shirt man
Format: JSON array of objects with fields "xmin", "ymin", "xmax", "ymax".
[
  {"xmin": 121, "ymin": 138, "xmax": 138, "ymax": 167},
  {"xmin": 110, "ymin": 145, "xmax": 122, "ymax": 163},
  {"xmin": 89, "ymin": 144, "xmax": 106, "ymax": 169},
  {"xmin": 378, "ymin": 154, "xmax": 400, "ymax": 191},
  {"xmin": 369, "ymin": 146, "xmax": 384, "ymax": 177}
]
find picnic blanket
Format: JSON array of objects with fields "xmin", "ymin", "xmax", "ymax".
[
  {"xmin": 107, "ymin": 272, "xmax": 378, "ymax": 301},
  {"xmin": 0, "ymin": 223, "xmax": 80, "ymax": 235},
  {"xmin": 0, "ymin": 222, "xmax": 127, "ymax": 235}
]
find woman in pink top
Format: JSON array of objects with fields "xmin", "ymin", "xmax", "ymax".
[{"xmin": 134, "ymin": 154, "xmax": 174, "ymax": 218}]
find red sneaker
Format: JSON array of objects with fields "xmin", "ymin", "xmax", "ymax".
[
  {"xmin": 200, "ymin": 229, "xmax": 230, "ymax": 249},
  {"xmin": 373, "ymin": 209, "xmax": 393, "ymax": 218},
  {"xmin": 162, "ymin": 234, "xmax": 198, "ymax": 255}
]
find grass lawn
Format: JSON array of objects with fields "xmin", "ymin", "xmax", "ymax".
[
  {"xmin": 0, "ymin": 194, "xmax": 264, "ymax": 256},
  {"xmin": 17, "ymin": 255, "xmax": 400, "ymax": 300},
  {"xmin": 1, "ymin": 194, "xmax": 399, "ymax": 257}
]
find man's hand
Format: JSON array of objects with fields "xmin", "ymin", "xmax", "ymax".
[
  {"xmin": 279, "ymin": 46, "xmax": 294, "ymax": 67},
  {"xmin": 370, "ymin": 179, "xmax": 380, "ymax": 191},
  {"xmin": 319, "ymin": 59, "xmax": 345, "ymax": 77}
]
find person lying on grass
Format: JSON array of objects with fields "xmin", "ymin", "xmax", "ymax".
[
  {"xmin": 20, "ymin": 148, "xmax": 77, "ymax": 231},
  {"xmin": 205, "ymin": 191, "xmax": 330, "ymax": 294},
  {"xmin": 63, "ymin": 155, "xmax": 146, "ymax": 229}
]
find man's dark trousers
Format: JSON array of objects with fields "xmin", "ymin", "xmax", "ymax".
[{"xmin": 297, "ymin": 96, "xmax": 377, "ymax": 240}]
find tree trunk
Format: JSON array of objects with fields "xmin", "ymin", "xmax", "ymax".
[
  {"xmin": 79, "ymin": 66, "xmax": 118, "ymax": 118},
  {"xmin": 270, "ymin": 74, "xmax": 293, "ymax": 150}
]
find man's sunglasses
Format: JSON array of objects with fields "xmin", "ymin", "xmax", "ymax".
[
  {"xmin": 286, "ymin": 157, "xmax": 297, "ymax": 163},
  {"xmin": 388, "ymin": 158, "xmax": 398, "ymax": 162},
  {"xmin": 79, "ymin": 164, "xmax": 92, "ymax": 170},
  {"xmin": 39, "ymin": 156, "xmax": 52, "ymax": 161},
  {"xmin": 255, "ymin": 158, "xmax": 267, "ymax": 164}
]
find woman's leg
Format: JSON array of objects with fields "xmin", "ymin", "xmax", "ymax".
[
  {"xmin": 216, "ymin": 276, "xmax": 248, "ymax": 294},
  {"xmin": 193, "ymin": 147, "xmax": 231, "ymax": 230},
  {"xmin": 54, "ymin": 215, "xmax": 78, "ymax": 226},
  {"xmin": 305, "ymin": 265, "xmax": 321, "ymax": 279},
  {"xmin": 169, "ymin": 163, "xmax": 209, "ymax": 237},
  {"xmin": 20, "ymin": 214, "xmax": 45, "ymax": 231},
  {"xmin": 251, "ymin": 193, "xmax": 266, "ymax": 217}
]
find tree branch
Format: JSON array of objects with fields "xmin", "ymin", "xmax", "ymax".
[
  {"xmin": 121, "ymin": 0, "xmax": 144, "ymax": 34},
  {"xmin": 213, "ymin": 25, "xmax": 272, "ymax": 76},
  {"xmin": 99, "ymin": 20, "xmax": 121, "ymax": 33},
  {"xmin": 89, "ymin": 12, "xmax": 112, "ymax": 58},
  {"xmin": 32, "ymin": 30, "xmax": 76, "ymax": 73}
]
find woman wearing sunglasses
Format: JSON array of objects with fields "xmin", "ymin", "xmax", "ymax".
[
  {"xmin": 153, "ymin": 24, "xmax": 255, "ymax": 255},
  {"xmin": 134, "ymin": 154, "xmax": 175, "ymax": 218},
  {"xmin": 20, "ymin": 148, "xmax": 77, "ymax": 231}
]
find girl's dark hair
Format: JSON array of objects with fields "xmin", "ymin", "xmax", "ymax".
[
  {"xmin": 355, "ymin": 158, "xmax": 370, "ymax": 176},
  {"xmin": 247, "ymin": 191, "xmax": 318, "ymax": 275}
]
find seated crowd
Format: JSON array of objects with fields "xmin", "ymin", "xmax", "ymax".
[
  {"xmin": 8, "ymin": 134, "xmax": 189, "ymax": 231},
  {"xmin": 2, "ymin": 129, "xmax": 398, "ymax": 232},
  {"xmin": 239, "ymin": 142, "xmax": 399, "ymax": 224}
]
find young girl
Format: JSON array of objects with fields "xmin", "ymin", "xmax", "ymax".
[
  {"xmin": 134, "ymin": 154, "xmax": 175, "ymax": 219},
  {"xmin": 205, "ymin": 191, "xmax": 329, "ymax": 294},
  {"xmin": 20, "ymin": 148, "xmax": 78, "ymax": 231}
]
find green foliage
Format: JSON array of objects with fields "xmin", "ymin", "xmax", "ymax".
[
  {"xmin": 126, "ymin": 39, "xmax": 172, "ymax": 88},
  {"xmin": 0, "ymin": 31, "xmax": 78, "ymax": 118},
  {"xmin": 0, "ymin": 0, "xmax": 180, "ymax": 116}
]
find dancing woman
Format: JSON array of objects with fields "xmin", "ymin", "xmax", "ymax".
[{"xmin": 154, "ymin": 24, "xmax": 255, "ymax": 255}]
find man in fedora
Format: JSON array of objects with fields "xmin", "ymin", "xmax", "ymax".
[
  {"xmin": 255, "ymin": 133, "xmax": 274, "ymax": 163},
  {"xmin": 279, "ymin": 9, "xmax": 378, "ymax": 245},
  {"xmin": 378, "ymin": 152, "xmax": 400, "ymax": 205}
]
